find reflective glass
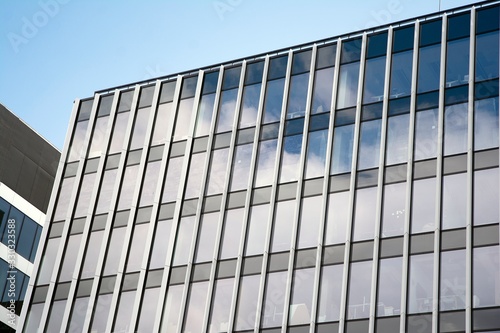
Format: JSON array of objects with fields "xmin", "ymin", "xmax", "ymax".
[
  {"xmin": 444, "ymin": 103, "xmax": 468, "ymax": 156},
  {"xmin": 292, "ymin": 50, "xmax": 312, "ymax": 74},
  {"xmin": 347, "ymin": 261, "xmax": 372, "ymax": 319},
  {"xmin": 305, "ymin": 130, "xmax": 328, "ymax": 179},
  {"xmin": 411, "ymin": 177, "xmax": 436, "ymax": 234},
  {"xmin": 88, "ymin": 115, "xmax": 110, "ymax": 158},
  {"xmin": 17, "ymin": 217, "xmax": 38, "ymax": 260},
  {"xmin": 69, "ymin": 297, "xmax": 89, "ymax": 333},
  {"xmin": 195, "ymin": 93, "xmax": 216, "ymax": 137},
  {"xmin": 117, "ymin": 164, "xmax": 139, "ymax": 210},
  {"xmin": 245, "ymin": 61, "xmax": 265, "ymax": 85},
  {"xmin": 316, "ymin": 44, "xmax": 336, "ymax": 69},
  {"xmin": 202, "ymin": 71, "xmax": 219, "ymax": 95},
  {"xmin": 161, "ymin": 284, "xmax": 184, "ymax": 332},
  {"xmin": 118, "ymin": 90, "xmax": 133, "ymax": 112},
  {"xmin": 311, "ymin": 67, "xmax": 334, "ymax": 114},
  {"xmin": 317, "ymin": 264, "xmax": 343, "ymax": 322},
  {"xmin": 207, "ymin": 148, "xmax": 229, "ymax": 195},
  {"xmin": 172, "ymin": 216, "xmax": 196, "ymax": 265},
  {"xmin": 245, "ymin": 204, "xmax": 270, "ymax": 256},
  {"xmin": 37, "ymin": 237, "xmax": 60, "ymax": 285},
  {"xmin": 126, "ymin": 223, "xmax": 148, "ymax": 272},
  {"xmin": 162, "ymin": 156, "xmax": 183, "ymax": 203},
  {"xmin": 442, "ymin": 173, "xmax": 467, "ymax": 229},
  {"xmin": 216, "ymin": 88, "xmax": 238, "ymax": 132},
  {"xmin": 271, "ymin": 200, "xmax": 295, "ymax": 252},
  {"xmin": 446, "ymin": 38, "xmax": 469, "ymax": 87},
  {"xmin": 139, "ymin": 161, "xmax": 161, "ymax": 207},
  {"xmin": 367, "ymin": 32, "xmax": 388, "ymax": 58},
  {"xmin": 184, "ymin": 281, "xmax": 209, "ymax": 333},
  {"xmin": 149, "ymin": 219, "xmax": 172, "ymax": 269},
  {"xmin": 239, "ymin": 83, "xmax": 261, "ymax": 128},
  {"xmin": 279, "ymin": 134, "xmax": 302, "ymax": 183},
  {"xmin": 222, "ymin": 66, "xmax": 241, "ymax": 90},
  {"xmin": 337, "ymin": 62, "xmax": 360, "ymax": 109},
  {"xmin": 263, "ymin": 78, "xmax": 285, "ymax": 124},
  {"xmin": 414, "ymin": 108, "xmax": 439, "ymax": 160},
  {"xmin": 138, "ymin": 85, "xmax": 154, "ymax": 108},
  {"xmin": 59, "ymin": 234, "xmax": 82, "ymax": 281},
  {"xmin": 109, "ymin": 112, "xmax": 130, "ymax": 154},
  {"xmin": 261, "ymin": 271, "xmax": 287, "ymax": 328},
  {"xmin": 137, "ymin": 288, "xmax": 159, "ymax": 332},
  {"xmin": 234, "ymin": 274, "xmax": 260, "ymax": 331},
  {"xmin": 390, "ymin": 50, "xmax": 413, "ymax": 98},
  {"xmin": 287, "ymin": 73, "xmax": 309, "ymax": 119},
  {"xmin": 230, "ymin": 143, "xmax": 253, "ymax": 191},
  {"xmin": 220, "ymin": 208, "xmax": 244, "ymax": 259},
  {"xmin": 448, "ymin": 13, "xmax": 470, "ymax": 40},
  {"xmin": 254, "ymin": 139, "xmax": 278, "ymax": 187},
  {"xmin": 173, "ymin": 98, "xmax": 194, "ymax": 140},
  {"xmin": 393, "ymin": 26, "xmax": 414, "ymax": 53},
  {"xmin": 289, "ymin": 268, "xmax": 315, "ymax": 325},
  {"xmin": 331, "ymin": 124, "xmax": 354, "ymax": 174},
  {"xmin": 474, "ymin": 168, "xmax": 499, "ymax": 225},
  {"xmin": 130, "ymin": 107, "xmax": 151, "ymax": 150},
  {"xmin": 440, "ymin": 250, "xmax": 466, "ymax": 311},
  {"xmin": 298, "ymin": 196, "xmax": 322, "ymax": 248},
  {"xmin": 363, "ymin": 56, "xmax": 386, "ymax": 104},
  {"xmin": 377, "ymin": 257, "xmax": 402, "ymax": 316},
  {"xmin": 184, "ymin": 152, "xmax": 207, "ymax": 199},
  {"xmin": 357, "ymin": 119, "xmax": 382, "ymax": 170},
  {"xmin": 408, "ymin": 253, "xmax": 434, "ymax": 313},
  {"xmin": 476, "ymin": 31, "xmax": 499, "ymax": 81},
  {"xmin": 473, "ymin": 245, "xmax": 500, "ymax": 307},
  {"xmin": 68, "ymin": 120, "xmax": 89, "ymax": 161},
  {"xmin": 381, "ymin": 182, "xmax": 407, "ymax": 237},
  {"xmin": 417, "ymin": 44, "xmax": 441, "ymax": 93},
  {"xmin": 113, "ymin": 291, "xmax": 135, "ymax": 332},
  {"xmin": 81, "ymin": 230, "xmax": 104, "ymax": 279},
  {"xmin": 180, "ymin": 76, "xmax": 198, "ymax": 99},
  {"xmin": 46, "ymin": 300, "xmax": 67, "ymax": 332},
  {"xmin": 353, "ymin": 187, "xmax": 378, "ymax": 241},
  {"xmin": 152, "ymin": 102, "xmax": 173, "ymax": 145},
  {"xmin": 195, "ymin": 212, "xmax": 219, "ymax": 263},
  {"xmin": 90, "ymin": 294, "xmax": 113, "ymax": 332},
  {"xmin": 103, "ymin": 227, "xmax": 126, "ymax": 275},
  {"xmin": 24, "ymin": 303, "xmax": 44, "ymax": 333},
  {"xmin": 386, "ymin": 114, "xmax": 410, "ymax": 165},
  {"xmin": 324, "ymin": 191, "xmax": 350, "ymax": 245},
  {"xmin": 74, "ymin": 172, "xmax": 96, "ymax": 218},
  {"xmin": 475, "ymin": 97, "xmax": 499, "ymax": 150},
  {"xmin": 209, "ymin": 278, "xmax": 234, "ymax": 332},
  {"xmin": 341, "ymin": 38, "xmax": 362, "ymax": 63}
]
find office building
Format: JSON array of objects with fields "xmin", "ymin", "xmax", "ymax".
[
  {"xmin": 0, "ymin": 103, "xmax": 59, "ymax": 331},
  {"xmin": 19, "ymin": 1, "xmax": 500, "ymax": 332}
]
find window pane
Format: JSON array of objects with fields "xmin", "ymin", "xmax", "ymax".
[
  {"xmin": 68, "ymin": 120, "xmax": 89, "ymax": 161},
  {"xmin": 103, "ymin": 227, "xmax": 126, "ymax": 275},
  {"xmin": 37, "ymin": 237, "xmax": 60, "ymax": 285},
  {"xmin": 81, "ymin": 230, "xmax": 104, "ymax": 279},
  {"xmin": 207, "ymin": 148, "xmax": 229, "ymax": 195},
  {"xmin": 96, "ymin": 169, "xmax": 118, "ymax": 214},
  {"xmin": 298, "ymin": 196, "xmax": 322, "ymax": 249},
  {"xmin": 69, "ymin": 297, "xmax": 89, "ymax": 333},
  {"xmin": 24, "ymin": 303, "xmax": 44, "ymax": 333},
  {"xmin": 417, "ymin": 44, "xmax": 441, "ymax": 93},
  {"xmin": 444, "ymin": 103, "xmax": 468, "ymax": 156},
  {"xmin": 245, "ymin": 204, "xmax": 270, "ymax": 256},
  {"xmin": 117, "ymin": 164, "xmax": 139, "ymax": 210},
  {"xmin": 172, "ymin": 216, "xmax": 196, "ymax": 266},
  {"xmin": 16, "ymin": 217, "xmax": 37, "ymax": 260},
  {"xmin": 325, "ymin": 191, "xmax": 350, "ymax": 245},
  {"xmin": 331, "ymin": 124, "xmax": 354, "ymax": 174},
  {"xmin": 195, "ymin": 212, "xmax": 220, "ymax": 263},
  {"xmin": 414, "ymin": 108, "xmax": 438, "ymax": 160},
  {"xmin": 411, "ymin": 178, "xmax": 436, "ymax": 234},
  {"xmin": 442, "ymin": 173, "xmax": 467, "ymax": 229},
  {"xmin": 184, "ymin": 152, "xmax": 207, "ymax": 199},
  {"xmin": 149, "ymin": 219, "xmax": 172, "ymax": 269},
  {"xmin": 474, "ymin": 168, "xmax": 499, "ymax": 225},
  {"xmin": 312, "ymin": 67, "xmax": 334, "ymax": 114},
  {"xmin": 440, "ymin": 250, "xmax": 466, "ymax": 311},
  {"xmin": 386, "ymin": 114, "xmax": 410, "ymax": 165},
  {"xmin": 59, "ymin": 234, "xmax": 82, "ymax": 281},
  {"xmin": 377, "ymin": 257, "xmax": 402, "ymax": 316},
  {"xmin": 162, "ymin": 156, "xmax": 183, "ymax": 203},
  {"xmin": 271, "ymin": 200, "xmax": 295, "ymax": 253},
  {"xmin": 254, "ymin": 139, "xmax": 278, "ymax": 187},
  {"xmin": 216, "ymin": 88, "xmax": 238, "ymax": 133},
  {"xmin": 337, "ymin": 62, "xmax": 360, "ymax": 109},
  {"xmin": 408, "ymin": 253, "xmax": 434, "ymax": 314},
  {"xmin": 161, "ymin": 285, "xmax": 184, "ymax": 332},
  {"xmin": 347, "ymin": 261, "xmax": 373, "ymax": 319},
  {"xmin": 209, "ymin": 278, "xmax": 234, "ymax": 332},
  {"xmin": 262, "ymin": 271, "xmax": 287, "ymax": 328},
  {"xmin": 287, "ymin": 73, "xmax": 309, "ymax": 119},
  {"xmin": 113, "ymin": 291, "xmax": 135, "ymax": 332},
  {"xmin": 137, "ymin": 288, "xmax": 160, "ymax": 333},
  {"xmin": 381, "ymin": 182, "xmax": 407, "ymax": 237},
  {"xmin": 476, "ymin": 31, "xmax": 499, "ymax": 81},
  {"xmin": 53, "ymin": 176, "xmax": 75, "ymax": 221},
  {"xmin": 230, "ymin": 143, "xmax": 253, "ymax": 191},
  {"xmin": 357, "ymin": 119, "xmax": 382, "ymax": 170},
  {"xmin": 279, "ymin": 134, "xmax": 303, "ymax": 183},
  {"xmin": 473, "ymin": 245, "xmax": 500, "ymax": 308},
  {"xmin": 239, "ymin": 83, "xmax": 261, "ymax": 128},
  {"xmin": 446, "ymin": 38, "xmax": 469, "ymax": 87},
  {"xmin": 173, "ymin": 98, "xmax": 194, "ymax": 140},
  {"xmin": 46, "ymin": 300, "xmax": 67, "ymax": 332},
  {"xmin": 263, "ymin": 79, "xmax": 285, "ymax": 124},
  {"xmin": 235, "ymin": 275, "xmax": 260, "ymax": 331},
  {"xmin": 74, "ymin": 173, "xmax": 97, "ymax": 218},
  {"xmin": 139, "ymin": 161, "xmax": 161, "ymax": 207},
  {"xmin": 130, "ymin": 107, "xmax": 150, "ymax": 150},
  {"xmin": 109, "ymin": 112, "xmax": 129, "ymax": 154},
  {"xmin": 88, "ymin": 115, "xmax": 110, "ymax": 158},
  {"xmin": 353, "ymin": 187, "xmax": 378, "ymax": 241},
  {"xmin": 305, "ymin": 130, "xmax": 328, "ymax": 179},
  {"xmin": 475, "ymin": 97, "xmax": 499, "ymax": 150},
  {"xmin": 90, "ymin": 294, "xmax": 113, "ymax": 333},
  {"xmin": 152, "ymin": 102, "xmax": 173, "ymax": 145},
  {"xmin": 184, "ymin": 281, "xmax": 209, "ymax": 333},
  {"xmin": 289, "ymin": 268, "xmax": 315, "ymax": 325},
  {"xmin": 363, "ymin": 56, "xmax": 386, "ymax": 104},
  {"xmin": 390, "ymin": 50, "xmax": 413, "ymax": 98},
  {"xmin": 125, "ymin": 223, "xmax": 148, "ymax": 272},
  {"xmin": 318, "ymin": 264, "xmax": 343, "ymax": 322},
  {"xmin": 195, "ymin": 93, "xmax": 216, "ymax": 137},
  {"xmin": 220, "ymin": 208, "xmax": 244, "ymax": 259}
]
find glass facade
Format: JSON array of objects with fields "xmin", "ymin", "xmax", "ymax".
[{"xmin": 21, "ymin": 3, "xmax": 500, "ymax": 333}]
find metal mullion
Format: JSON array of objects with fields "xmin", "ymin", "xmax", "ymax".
[
  {"xmin": 103, "ymin": 85, "xmax": 141, "ymax": 333},
  {"xmin": 432, "ymin": 15, "xmax": 448, "ymax": 333},
  {"xmin": 201, "ymin": 63, "xmax": 247, "ymax": 333},
  {"xmin": 466, "ymin": 8, "xmax": 476, "ymax": 333},
  {"xmin": 129, "ymin": 81, "xmax": 163, "ymax": 332},
  {"xmin": 151, "ymin": 75, "xmax": 184, "ymax": 332},
  {"xmin": 39, "ymin": 94, "xmax": 100, "ymax": 332},
  {"xmin": 173, "ymin": 72, "xmax": 206, "ymax": 333},
  {"xmin": 400, "ymin": 20, "xmax": 421, "ymax": 333},
  {"xmin": 227, "ymin": 56, "xmax": 270, "ymax": 332},
  {"xmin": 17, "ymin": 97, "xmax": 81, "ymax": 333},
  {"xmin": 369, "ymin": 27, "xmax": 394, "ymax": 333}
]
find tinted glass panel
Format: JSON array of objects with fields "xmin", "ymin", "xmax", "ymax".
[
  {"xmin": 446, "ymin": 38, "xmax": 469, "ymax": 87},
  {"xmin": 245, "ymin": 204, "xmax": 270, "ymax": 256},
  {"xmin": 195, "ymin": 93, "xmax": 216, "ymax": 137},
  {"xmin": 337, "ymin": 62, "xmax": 360, "ymax": 109},
  {"xmin": 239, "ymin": 83, "xmax": 261, "ymax": 128},
  {"xmin": 440, "ymin": 250, "xmax": 466, "ymax": 311},
  {"xmin": 414, "ymin": 108, "xmax": 438, "ymax": 160},
  {"xmin": 363, "ymin": 56, "xmax": 386, "ymax": 104},
  {"xmin": 289, "ymin": 268, "xmax": 315, "ymax": 325},
  {"xmin": 254, "ymin": 139, "xmax": 278, "ymax": 187},
  {"xmin": 216, "ymin": 88, "xmax": 238, "ymax": 133},
  {"xmin": 263, "ymin": 78, "xmax": 285, "ymax": 123},
  {"xmin": 317, "ymin": 264, "xmax": 343, "ymax": 322},
  {"xmin": 393, "ymin": 26, "xmax": 414, "ymax": 52},
  {"xmin": 442, "ymin": 173, "xmax": 467, "ymax": 229},
  {"xmin": 305, "ymin": 129, "xmax": 328, "ymax": 179},
  {"xmin": 312, "ymin": 67, "xmax": 334, "ymax": 114},
  {"xmin": 325, "ymin": 191, "xmax": 350, "ymax": 245},
  {"xmin": 271, "ymin": 200, "xmax": 295, "ymax": 252},
  {"xmin": 444, "ymin": 103, "xmax": 468, "ymax": 155},
  {"xmin": 377, "ymin": 257, "xmax": 403, "ymax": 316},
  {"xmin": 475, "ymin": 97, "xmax": 499, "ymax": 150},
  {"xmin": 476, "ymin": 31, "xmax": 500, "ymax": 81},
  {"xmin": 347, "ymin": 261, "xmax": 372, "ymax": 319},
  {"xmin": 473, "ymin": 245, "xmax": 500, "ymax": 307},
  {"xmin": 474, "ymin": 168, "xmax": 499, "ymax": 225},
  {"xmin": 261, "ymin": 271, "xmax": 287, "ymax": 328},
  {"xmin": 279, "ymin": 134, "xmax": 302, "ymax": 183},
  {"xmin": 408, "ymin": 253, "xmax": 434, "ymax": 313},
  {"xmin": 353, "ymin": 187, "xmax": 377, "ymax": 241},
  {"xmin": 390, "ymin": 50, "xmax": 413, "ymax": 98},
  {"xmin": 411, "ymin": 177, "xmax": 436, "ymax": 234},
  {"xmin": 331, "ymin": 124, "xmax": 354, "ymax": 174},
  {"xmin": 417, "ymin": 44, "xmax": 441, "ymax": 93},
  {"xmin": 234, "ymin": 275, "xmax": 260, "ymax": 330},
  {"xmin": 386, "ymin": 114, "xmax": 410, "ymax": 165},
  {"xmin": 209, "ymin": 278, "xmax": 234, "ymax": 332},
  {"xmin": 381, "ymin": 182, "xmax": 407, "ymax": 237},
  {"xmin": 357, "ymin": 119, "xmax": 381, "ymax": 170}
]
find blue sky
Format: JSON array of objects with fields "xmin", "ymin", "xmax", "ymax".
[{"xmin": 0, "ymin": 0, "xmax": 480, "ymax": 150}]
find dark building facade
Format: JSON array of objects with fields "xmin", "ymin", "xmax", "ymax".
[
  {"xmin": 0, "ymin": 103, "xmax": 59, "ymax": 331},
  {"xmin": 19, "ymin": 1, "xmax": 500, "ymax": 332}
]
